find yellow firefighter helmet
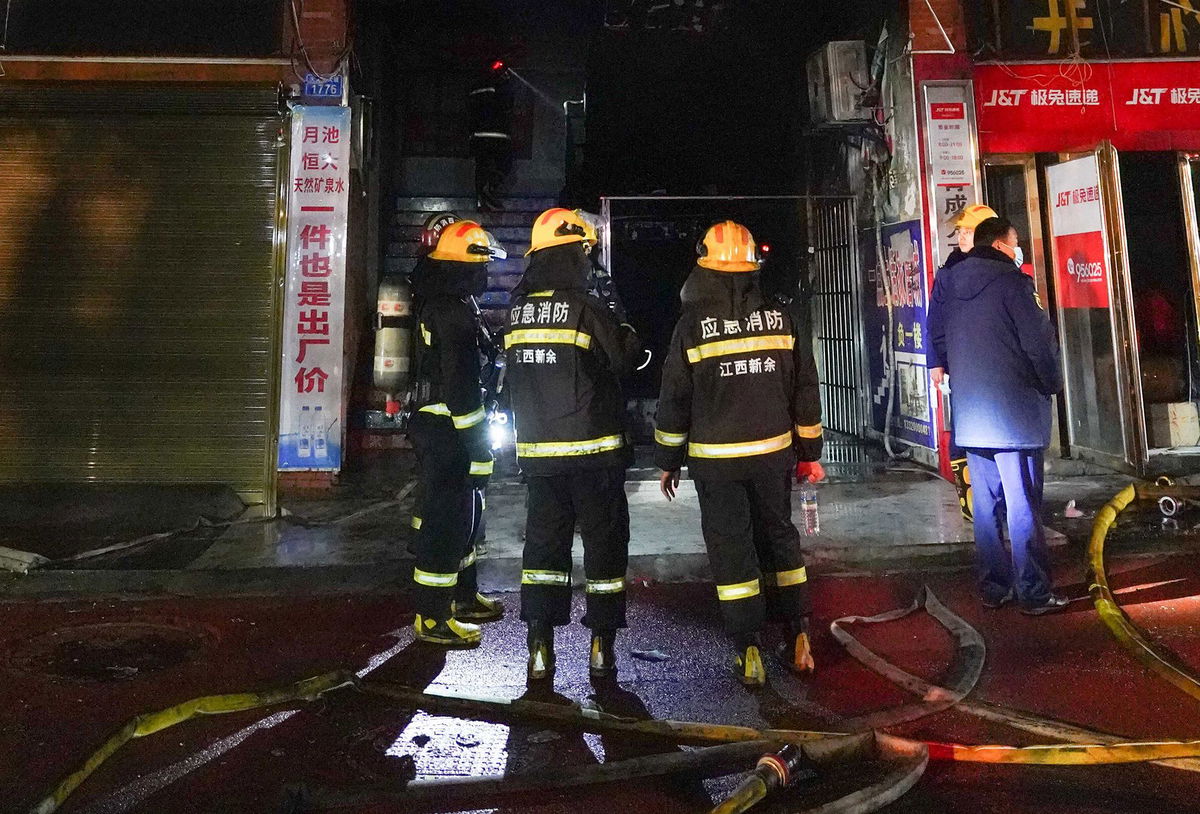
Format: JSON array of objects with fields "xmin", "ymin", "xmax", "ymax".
[
  {"xmin": 429, "ymin": 220, "xmax": 507, "ymax": 263},
  {"xmin": 696, "ymin": 220, "xmax": 761, "ymax": 272},
  {"xmin": 526, "ymin": 208, "xmax": 589, "ymax": 256}
]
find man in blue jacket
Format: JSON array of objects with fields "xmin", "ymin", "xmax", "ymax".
[{"xmin": 927, "ymin": 217, "xmax": 1067, "ymax": 615}]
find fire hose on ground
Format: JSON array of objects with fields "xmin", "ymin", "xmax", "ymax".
[{"xmin": 27, "ymin": 480, "xmax": 1200, "ymax": 814}]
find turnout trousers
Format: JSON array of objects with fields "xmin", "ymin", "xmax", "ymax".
[
  {"xmin": 521, "ymin": 466, "xmax": 630, "ymax": 630},
  {"xmin": 694, "ymin": 474, "xmax": 811, "ymax": 636},
  {"xmin": 408, "ymin": 411, "xmax": 482, "ymax": 620},
  {"xmin": 965, "ymin": 448, "xmax": 1052, "ymax": 608}
]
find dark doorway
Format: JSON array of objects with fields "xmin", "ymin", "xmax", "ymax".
[{"xmin": 1119, "ymin": 151, "xmax": 1200, "ymax": 450}]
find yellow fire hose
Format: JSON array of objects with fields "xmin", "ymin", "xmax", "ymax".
[
  {"xmin": 1088, "ymin": 482, "xmax": 1200, "ymax": 703},
  {"xmin": 28, "ymin": 671, "xmax": 354, "ymax": 814},
  {"xmin": 30, "ymin": 479, "xmax": 1200, "ymax": 814}
]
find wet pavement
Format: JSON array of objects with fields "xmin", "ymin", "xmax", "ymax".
[
  {"xmin": 5, "ymin": 497, "xmax": 1200, "ymax": 813},
  {"xmin": 6, "ymin": 445, "xmax": 1200, "ymax": 811},
  {"xmin": 0, "ymin": 439, "xmax": 1078, "ymax": 598}
]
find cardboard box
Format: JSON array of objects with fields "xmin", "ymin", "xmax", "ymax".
[{"xmin": 1149, "ymin": 402, "xmax": 1200, "ymax": 448}]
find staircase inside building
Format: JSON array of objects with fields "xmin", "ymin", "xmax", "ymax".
[{"xmin": 386, "ymin": 194, "xmax": 561, "ymax": 330}]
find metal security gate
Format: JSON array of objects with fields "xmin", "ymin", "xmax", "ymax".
[
  {"xmin": 0, "ymin": 83, "xmax": 287, "ymax": 509},
  {"xmin": 808, "ymin": 197, "xmax": 869, "ymax": 437}
]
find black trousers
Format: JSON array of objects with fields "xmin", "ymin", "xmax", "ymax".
[
  {"xmin": 694, "ymin": 474, "xmax": 811, "ymax": 636},
  {"xmin": 408, "ymin": 412, "xmax": 481, "ymax": 620},
  {"xmin": 521, "ymin": 466, "xmax": 630, "ymax": 630}
]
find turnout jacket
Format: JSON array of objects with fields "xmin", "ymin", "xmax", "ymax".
[
  {"xmin": 505, "ymin": 244, "xmax": 642, "ymax": 475},
  {"xmin": 654, "ymin": 266, "xmax": 823, "ymax": 480},
  {"xmin": 411, "ymin": 257, "xmax": 493, "ymax": 478},
  {"xmin": 927, "ymin": 246, "xmax": 1062, "ymax": 450}
]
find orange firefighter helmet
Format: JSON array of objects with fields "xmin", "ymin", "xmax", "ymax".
[{"xmin": 696, "ymin": 220, "xmax": 761, "ymax": 272}]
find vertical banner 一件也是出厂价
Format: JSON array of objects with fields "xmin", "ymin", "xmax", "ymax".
[{"xmin": 279, "ymin": 106, "xmax": 351, "ymax": 471}]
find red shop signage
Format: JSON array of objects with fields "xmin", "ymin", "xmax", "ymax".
[{"xmin": 976, "ymin": 61, "xmax": 1200, "ymax": 152}]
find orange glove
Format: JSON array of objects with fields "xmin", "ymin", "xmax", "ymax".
[{"xmin": 795, "ymin": 461, "xmax": 826, "ymax": 483}]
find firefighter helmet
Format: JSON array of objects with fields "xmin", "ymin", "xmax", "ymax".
[
  {"xmin": 696, "ymin": 220, "xmax": 761, "ymax": 272},
  {"xmin": 429, "ymin": 220, "xmax": 507, "ymax": 263},
  {"xmin": 526, "ymin": 208, "xmax": 589, "ymax": 256}
]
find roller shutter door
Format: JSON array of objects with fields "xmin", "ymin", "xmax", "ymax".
[{"xmin": 0, "ymin": 83, "xmax": 285, "ymax": 508}]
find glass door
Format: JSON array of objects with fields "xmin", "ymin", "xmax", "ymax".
[
  {"xmin": 983, "ymin": 154, "xmax": 1059, "ymax": 456},
  {"xmin": 1043, "ymin": 144, "xmax": 1140, "ymax": 469}
]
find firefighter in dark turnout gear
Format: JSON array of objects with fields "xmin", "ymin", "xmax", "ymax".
[
  {"xmin": 506, "ymin": 208, "xmax": 642, "ymax": 681},
  {"xmin": 655, "ymin": 221, "xmax": 824, "ymax": 687},
  {"xmin": 408, "ymin": 221, "xmax": 506, "ymax": 647}
]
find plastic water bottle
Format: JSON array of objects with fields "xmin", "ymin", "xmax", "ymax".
[
  {"xmin": 799, "ymin": 483, "xmax": 820, "ymax": 536},
  {"xmin": 298, "ymin": 405, "xmax": 312, "ymax": 458},
  {"xmin": 313, "ymin": 405, "xmax": 328, "ymax": 459}
]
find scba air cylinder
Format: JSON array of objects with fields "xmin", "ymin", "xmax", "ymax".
[{"xmin": 373, "ymin": 275, "xmax": 413, "ymax": 414}]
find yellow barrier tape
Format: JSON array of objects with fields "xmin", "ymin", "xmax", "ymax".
[
  {"xmin": 30, "ymin": 671, "xmax": 353, "ymax": 814},
  {"xmin": 1088, "ymin": 483, "xmax": 1200, "ymax": 703}
]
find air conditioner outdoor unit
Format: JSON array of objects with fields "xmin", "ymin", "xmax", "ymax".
[{"xmin": 807, "ymin": 40, "xmax": 869, "ymax": 124}]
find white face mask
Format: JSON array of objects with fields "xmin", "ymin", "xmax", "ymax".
[{"xmin": 1000, "ymin": 241, "xmax": 1023, "ymax": 268}]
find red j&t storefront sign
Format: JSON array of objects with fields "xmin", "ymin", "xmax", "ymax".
[{"xmin": 976, "ymin": 60, "xmax": 1200, "ymax": 152}]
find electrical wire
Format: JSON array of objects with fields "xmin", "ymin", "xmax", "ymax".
[{"xmin": 288, "ymin": 0, "xmax": 352, "ymax": 85}]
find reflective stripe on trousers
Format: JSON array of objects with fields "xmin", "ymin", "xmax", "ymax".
[
  {"xmin": 716, "ymin": 578, "xmax": 761, "ymax": 601},
  {"xmin": 764, "ymin": 566, "xmax": 807, "ymax": 587},
  {"xmin": 414, "ymin": 567, "xmax": 458, "ymax": 588},
  {"xmin": 585, "ymin": 577, "xmax": 626, "ymax": 594},
  {"xmin": 521, "ymin": 569, "xmax": 571, "ymax": 586}
]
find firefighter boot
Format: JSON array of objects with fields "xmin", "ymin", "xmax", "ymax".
[
  {"xmin": 734, "ymin": 634, "xmax": 766, "ymax": 688},
  {"xmin": 950, "ymin": 457, "xmax": 973, "ymax": 522},
  {"xmin": 588, "ymin": 629, "xmax": 618, "ymax": 679},
  {"xmin": 526, "ymin": 622, "xmax": 556, "ymax": 682},
  {"xmin": 780, "ymin": 632, "xmax": 816, "ymax": 675},
  {"xmin": 453, "ymin": 593, "xmax": 504, "ymax": 623},
  {"xmin": 777, "ymin": 620, "xmax": 816, "ymax": 675},
  {"xmin": 414, "ymin": 615, "xmax": 482, "ymax": 648}
]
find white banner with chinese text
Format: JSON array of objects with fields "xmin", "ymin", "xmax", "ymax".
[
  {"xmin": 922, "ymin": 81, "xmax": 981, "ymax": 270},
  {"xmin": 279, "ymin": 106, "xmax": 351, "ymax": 471}
]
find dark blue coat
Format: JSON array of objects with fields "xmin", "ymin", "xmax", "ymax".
[{"xmin": 927, "ymin": 247, "xmax": 1063, "ymax": 450}]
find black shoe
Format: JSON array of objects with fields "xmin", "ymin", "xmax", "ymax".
[
  {"xmin": 589, "ymin": 630, "xmax": 617, "ymax": 679},
  {"xmin": 981, "ymin": 589, "xmax": 1015, "ymax": 609},
  {"xmin": 1020, "ymin": 594, "xmax": 1069, "ymax": 616}
]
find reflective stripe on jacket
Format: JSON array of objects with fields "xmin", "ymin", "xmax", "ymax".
[
  {"xmin": 654, "ymin": 266, "xmax": 822, "ymax": 480},
  {"xmin": 412, "ymin": 294, "xmax": 492, "ymax": 473},
  {"xmin": 505, "ymin": 244, "xmax": 641, "ymax": 475}
]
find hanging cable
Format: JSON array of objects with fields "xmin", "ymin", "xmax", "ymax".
[{"xmin": 288, "ymin": 0, "xmax": 351, "ymax": 84}]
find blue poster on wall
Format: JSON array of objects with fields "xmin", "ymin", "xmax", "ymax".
[{"xmin": 864, "ymin": 220, "xmax": 937, "ymax": 450}]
